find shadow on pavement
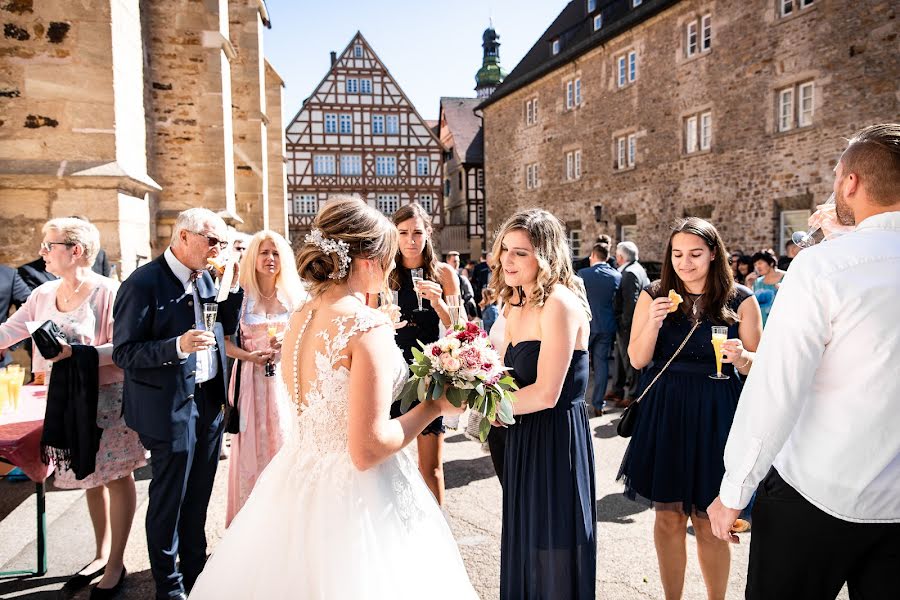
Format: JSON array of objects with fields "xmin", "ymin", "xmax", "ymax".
[
  {"xmin": 593, "ymin": 418, "xmax": 621, "ymax": 440},
  {"xmin": 0, "ymin": 574, "xmax": 69, "ymax": 597},
  {"xmin": 596, "ymin": 492, "xmax": 648, "ymax": 524},
  {"xmin": 445, "ymin": 455, "xmax": 496, "ymax": 490}
]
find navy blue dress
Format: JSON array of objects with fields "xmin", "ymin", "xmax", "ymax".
[
  {"xmin": 501, "ymin": 341, "xmax": 596, "ymax": 599},
  {"xmin": 618, "ymin": 283, "xmax": 752, "ymax": 515}
]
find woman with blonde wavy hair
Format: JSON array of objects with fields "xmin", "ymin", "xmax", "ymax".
[
  {"xmin": 223, "ymin": 230, "xmax": 306, "ymax": 525},
  {"xmin": 191, "ymin": 197, "xmax": 476, "ymax": 599},
  {"xmin": 490, "ymin": 208, "xmax": 596, "ymax": 599}
]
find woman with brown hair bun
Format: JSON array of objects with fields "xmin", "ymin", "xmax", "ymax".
[
  {"xmin": 388, "ymin": 202, "xmax": 460, "ymax": 506},
  {"xmin": 618, "ymin": 217, "xmax": 762, "ymax": 600},
  {"xmin": 190, "ymin": 196, "xmax": 476, "ymax": 599}
]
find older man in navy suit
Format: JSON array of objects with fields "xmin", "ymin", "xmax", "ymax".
[
  {"xmin": 578, "ymin": 242, "xmax": 621, "ymax": 417},
  {"xmin": 113, "ymin": 208, "xmax": 241, "ymax": 600}
]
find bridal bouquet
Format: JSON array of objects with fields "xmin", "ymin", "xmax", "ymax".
[{"xmin": 399, "ymin": 321, "xmax": 517, "ymax": 442}]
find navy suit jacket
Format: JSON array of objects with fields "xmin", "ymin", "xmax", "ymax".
[
  {"xmin": 112, "ymin": 254, "xmax": 242, "ymax": 450},
  {"xmin": 0, "ymin": 265, "xmax": 32, "ymax": 367},
  {"xmin": 578, "ymin": 262, "xmax": 621, "ymax": 336}
]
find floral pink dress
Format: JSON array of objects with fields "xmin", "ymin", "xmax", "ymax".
[
  {"xmin": 225, "ymin": 299, "xmax": 293, "ymax": 526},
  {"xmin": 0, "ymin": 278, "xmax": 146, "ymax": 489}
]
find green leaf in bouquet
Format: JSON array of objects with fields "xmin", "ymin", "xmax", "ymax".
[
  {"xmin": 399, "ymin": 379, "xmax": 418, "ymax": 413},
  {"xmin": 446, "ymin": 386, "xmax": 466, "ymax": 408},
  {"xmin": 475, "ymin": 383, "xmax": 485, "ymax": 397},
  {"xmin": 487, "ymin": 400, "xmax": 498, "ymax": 422},
  {"xmin": 499, "ymin": 375, "xmax": 517, "ymax": 388},
  {"xmin": 478, "ymin": 415, "xmax": 491, "ymax": 442},
  {"xmin": 432, "ymin": 378, "xmax": 445, "ymax": 402},
  {"xmin": 410, "ymin": 345, "xmax": 426, "ymax": 363},
  {"xmin": 417, "ymin": 377, "xmax": 427, "ymax": 401},
  {"xmin": 498, "ymin": 396, "xmax": 516, "ymax": 425}
]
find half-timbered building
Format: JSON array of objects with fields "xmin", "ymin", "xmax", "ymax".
[{"xmin": 285, "ymin": 33, "xmax": 442, "ymax": 242}]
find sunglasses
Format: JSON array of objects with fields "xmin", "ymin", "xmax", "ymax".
[
  {"xmin": 190, "ymin": 231, "xmax": 229, "ymax": 250},
  {"xmin": 40, "ymin": 241, "xmax": 75, "ymax": 253}
]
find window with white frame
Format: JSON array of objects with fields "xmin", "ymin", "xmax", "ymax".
[
  {"xmin": 418, "ymin": 194, "xmax": 433, "ymax": 214},
  {"xmin": 417, "ymin": 156, "xmax": 429, "ymax": 176},
  {"xmin": 340, "ymin": 154, "xmax": 362, "ymax": 176},
  {"xmin": 551, "ymin": 39, "xmax": 560, "ymax": 55},
  {"xmin": 620, "ymin": 224, "xmax": 637, "ymax": 242},
  {"xmin": 477, "ymin": 169, "xmax": 484, "ymax": 189},
  {"xmin": 780, "ymin": 0, "xmax": 814, "ymax": 18},
  {"xmin": 386, "ymin": 115, "xmax": 399, "ymax": 134},
  {"xmin": 338, "ymin": 114, "xmax": 352, "ymax": 134},
  {"xmin": 777, "ymin": 81, "xmax": 815, "ymax": 132},
  {"xmin": 587, "ymin": 0, "xmax": 597, "ymax": 11},
  {"xmin": 780, "ymin": 209, "xmax": 811, "ymax": 252},
  {"xmin": 375, "ymin": 155, "xmax": 396, "ymax": 177},
  {"xmin": 525, "ymin": 97, "xmax": 539, "ymax": 125},
  {"xmin": 293, "ymin": 194, "xmax": 317, "ymax": 215},
  {"xmin": 376, "ymin": 194, "xmax": 399, "ymax": 215},
  {"xmin": 616, "ymin": 135, "xmax": 636, "ymax": 170},
  {"xmin": 565, "ymin": 150, "xmax": 583, "ymax": 181},
  {"xmin": 476, "ymin": 203, "xmax": 485, "ymax": 226},
  {"xmin": 575, "ymin": 78, "xmax": 582, "ymax": 105},
  {"xmin": 354, "ymin": 44, "xmax": 363, "ymax": 58},
  {"xmin": 684, "ymin": 111, "xmax": 712, "ymax": 153},
  {"xmin": 567, "ymin": 228, "xmax": 582, "ymax": 257},
  {"xmin": 324, "ymin": 113, "xmax": 337, "ymax": 134},
  {"xmin": 565, "ymin": 78, "xmax": 582, "ymax": 109},
  {"xmin": 372, "ymin": 114, "xmax": 385, "ymax": 134},
  {"xmin": 346, "ymin": 78, "xmax": 358, "ymax": 93},
  {"xmin": 701, "ymin": 14, "xmax": 712, "ymax": 51},
  {"xmin": 593, "ymin": 14, "xmax": 603, "ymax": 31},
  {"xmin": 687, "ymin": 15, "xmax": 713, "ymax": 57},
  {"xmin": 360, "ymin": 79, "xmax": 372, "ymax": 94},
  {"xmin": 525, "ymin": 163, "xmax": 540, "ymax": 190},
  {"xmin": 617, "ymin": 52, "xmax": 637, "ymax": 87},
  {"xmin": 313, "ymin": 155, "xmax": 335, "ymax": 175}
]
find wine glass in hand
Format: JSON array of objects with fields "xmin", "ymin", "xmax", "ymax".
[{"xmin": 410, "ymin": 268, "xmax": 425, "ymax": 311}]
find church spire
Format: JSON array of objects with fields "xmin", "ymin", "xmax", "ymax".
[{"xmin": 475, "ymin": 25, "xmax": 507, "ymax": 98}]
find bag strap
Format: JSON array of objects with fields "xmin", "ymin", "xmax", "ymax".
[{"xmin": 632, "ymin": 318, "xmax": 701, "ymax": 405}]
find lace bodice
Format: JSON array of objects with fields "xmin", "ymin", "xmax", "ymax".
[{"xmin": 287, "ymin": 306, "xmax": 408, "ymax": 454}]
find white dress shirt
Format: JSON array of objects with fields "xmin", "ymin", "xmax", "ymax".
[
  {"xmin": 164, "ymin": 248, "xmax": 218, "ymax": 384},
  {"xmin": 720, "ymin": 211, "xmax": 900, "ymax": 523}
]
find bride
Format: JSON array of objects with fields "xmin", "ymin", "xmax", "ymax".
[{"xmin": 190, "ymin": 197, "xmax": 477, "ymax": 599}]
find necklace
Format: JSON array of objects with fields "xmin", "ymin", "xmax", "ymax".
[
  {"xmin": 258, "ymin": 287, "xmax": 276, "ymax": 300},
  {"xmin": 61, "ymin": 278, "xmax": 86, "ymax": 305}
]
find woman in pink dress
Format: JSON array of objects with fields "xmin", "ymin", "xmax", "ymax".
[
  {"xmin": 224, "ymin": 230, "xmax": 307, "ymax": 525},
  {"xmin": 0, "ymin": 218, "xmax": 146, "ymax": 598}
]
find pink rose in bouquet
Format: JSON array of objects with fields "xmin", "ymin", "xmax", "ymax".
[{"xmin": 399, "ymin": 322, "xmax": 517, "ymax": 441}]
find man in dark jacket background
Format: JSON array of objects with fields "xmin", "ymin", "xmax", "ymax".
[
  {"xmin": 609, "ymin": 241, "xmax": 649, "ymax": 407},
  {"xmin": 578, "ymin": 243, "xmax": 621, "ymax": 416}
]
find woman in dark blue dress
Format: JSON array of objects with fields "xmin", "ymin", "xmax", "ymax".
[
  {"xmin": 619, "ymin": 217, "xmax": 762, "ymax": 600},
  {"xmin": 491, "ymin": 209, "xmax": 596, "ymax": 599}
]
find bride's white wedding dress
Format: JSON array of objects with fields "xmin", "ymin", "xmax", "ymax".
[{"xmin": 189, "ymin": 307, "xmax": 478, "ymax": 599}]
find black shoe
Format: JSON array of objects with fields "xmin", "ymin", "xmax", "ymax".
[
  {"xmin": 89, "ymin": 566, "xmax": 126, "ymax": 600},
  {"xmin": 62, "ymin": 563, "xmax": 106, "ymax": 591}
]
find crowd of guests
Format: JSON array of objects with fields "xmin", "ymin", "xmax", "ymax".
[{"xmin": 0, "ymin": 122, "xmax": 896, "ymax": 600}]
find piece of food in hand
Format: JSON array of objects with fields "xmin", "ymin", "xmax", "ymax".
[
  {"xmin": 207, "ymin": 256, "xmax": 226, "ymax": 271},
  {"xmin": 667, "ymin": 289, "xmax": 683, "ymax": 313},
  {"xmin": 731, "ymin": 518, "xmax": 751, "ymax": 533}
]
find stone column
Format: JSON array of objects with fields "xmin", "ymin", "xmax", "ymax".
[
  {"xmin": 265, "ymin": 60, "xmax": 288, "ymax": 239},
  {"xmin": 0, "ymin": 0, "xmax": 156, "ymax": 277}
]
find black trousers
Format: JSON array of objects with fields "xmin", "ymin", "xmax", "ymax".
[
  {"xmin": 140, "ymin": 382, "xmax": 224, "ymax": 599},
  {"xmin": 612, "ymin": 329, "xmax": 639, "ymax": 400},
  {"xmin": 747, "ymin": 468, "xmax": 900, "ymax": 600}
]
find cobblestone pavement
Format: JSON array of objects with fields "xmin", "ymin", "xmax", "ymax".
[{"xmin": 1, "ymin": 406, "xmax": 849, "ymax": 600}]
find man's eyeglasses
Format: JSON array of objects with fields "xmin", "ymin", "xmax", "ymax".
[
  {"xmin": 190, "ymin": 231, "xmax": 229, "ymax": 250},
  {"xmin": 40, "ymin": 241, "xmax": 74, "ymax": 253}
]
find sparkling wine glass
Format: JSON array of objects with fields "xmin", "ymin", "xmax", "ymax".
[
  {"xmin": 264, "ymin": 313, "xmax": 277, "ymax": 377},
  {"xmin": 410, "ymin": 268, "xmax": 425, "ymax": 311},
  {"xmin": 446, "ymin": 294, "xmax": 463, "ymax": 329},
  {"xmin": 203, "ymin": 302, "xmax": 218, "ymax": 351},
  {"xmin": 709, "ymin": 326, "xmax": 729, "ymax": 380},
  {"xmin": 792, "ymin": 191, "xmax": 835, "ymax": 248}
]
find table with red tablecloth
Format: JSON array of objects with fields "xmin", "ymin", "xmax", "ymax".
[{"xmin": 0, "ymin": 385, "xmax": 51, "ymax": 576}]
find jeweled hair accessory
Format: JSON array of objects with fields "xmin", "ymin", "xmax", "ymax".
[{"xmin": 304, "ymin": 228, "xmax": 351, "ymax": 279}]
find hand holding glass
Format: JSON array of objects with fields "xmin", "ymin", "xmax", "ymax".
[
  {"xmin": 410, "ymin": 268, "xmax": 425, "ymax": 311},
  {"xmin": 792, "ymin": 192, "xmax": 835, "ymax": 248},
  {"xmin": 709, "ymin": 326, "xmax": 729, "ymax": 380},
  {"xmin": 203, "ymin": 303, "xmax": 218, "ymax": 350}
]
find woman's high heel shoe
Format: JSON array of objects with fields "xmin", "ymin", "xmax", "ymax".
[
  {"xmin": 89, "ymin": 566, "xmax": 126, "ymax": 599},
  {"xmin": 61, "ymin": 563, "xmax": 106, "ymax": 592}
]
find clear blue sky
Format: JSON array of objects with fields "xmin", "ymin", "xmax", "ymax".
[{"xmin": 264, "ymin": 0, "xmax": 568, "ymax": 123}]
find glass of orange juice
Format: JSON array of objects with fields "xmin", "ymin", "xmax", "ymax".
[
  {"xmin": 0, "ymin": 369, "xmax": 10, "ymax": 415},
  {"xmin": 709, "ymin": 326, "xmax": 730, "ymax": 380},
  {"xmin": 9, "ymin": 366, "xmax": 24, "ymax": 409}
]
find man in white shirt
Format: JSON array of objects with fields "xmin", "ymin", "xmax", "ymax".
[{"xmin": 707, "ymin": 124, "xmax": 900, "ymax": 599}]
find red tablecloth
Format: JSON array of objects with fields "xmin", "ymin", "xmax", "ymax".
[{"xmin": 0, "ymin": 386, "xmax": 54, "ymax": 483}]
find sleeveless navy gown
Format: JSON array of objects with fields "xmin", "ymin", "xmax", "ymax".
[{"xmin": 501, "ymin": 341, "xmax": 596, "ymax": 599}]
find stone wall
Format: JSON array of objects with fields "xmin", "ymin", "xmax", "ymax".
[
  {"xmin": 265, "ymin": 60, "xmax": 288, "ymax": 239},
  {"xmin": 483, "ymin": 0, "xmax": 899, "ymax": 262}
]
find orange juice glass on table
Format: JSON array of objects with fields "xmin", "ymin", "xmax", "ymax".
[
  {"xmin": 0, "ymin": 369, "xmax": 9, "ymax": 415},
  {"xmin": 709, "ymin": 326, "xmax": 730, "ymax": 380},
  {"xmin": 9, "ymin": 365, "xmax": 24, "ymax": 409}
]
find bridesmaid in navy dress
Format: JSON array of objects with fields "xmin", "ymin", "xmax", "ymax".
[
  {"xmin": 619, "ymin": 218, "xmax": 762, "ymax": 600},
  {"xmin": 491, "ymin": 209, "xmax": 596, "ymax": 599}
]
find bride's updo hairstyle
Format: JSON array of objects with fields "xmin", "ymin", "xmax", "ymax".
[
  {"xmin": 490, "ymin": 208, "xmax": 591, "ymax": 317},
  {"xmin": 296, "ymin": 195, "xmax": 398, "ymax": 296}
]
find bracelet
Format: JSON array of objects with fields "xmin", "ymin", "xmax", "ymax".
[{"xmin": 736, "ymin": 354, "xmax": 752, "ymax": 370}]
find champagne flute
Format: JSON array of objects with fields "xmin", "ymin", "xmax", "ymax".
[
  {"xmin": 410, "ymin": 268, "xmax": 425, "ymax": 311},
  {"xmin": 791, "ymin": 191, "xmax": 835, "ymax": 248},
  {"xmin": 264, "ymin": 313, "xmax": 277, "ymax": 377},
  {"xmin": 445, "ymin": 294, "xmax": 463, "ymax": 329},
  {"xmin": 203, "ymin": 303, "xmax": 218, "ymax": 351},
  {"xmin": 709, "ymin": 326, "xmax": 729, "ymax": 380}
]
